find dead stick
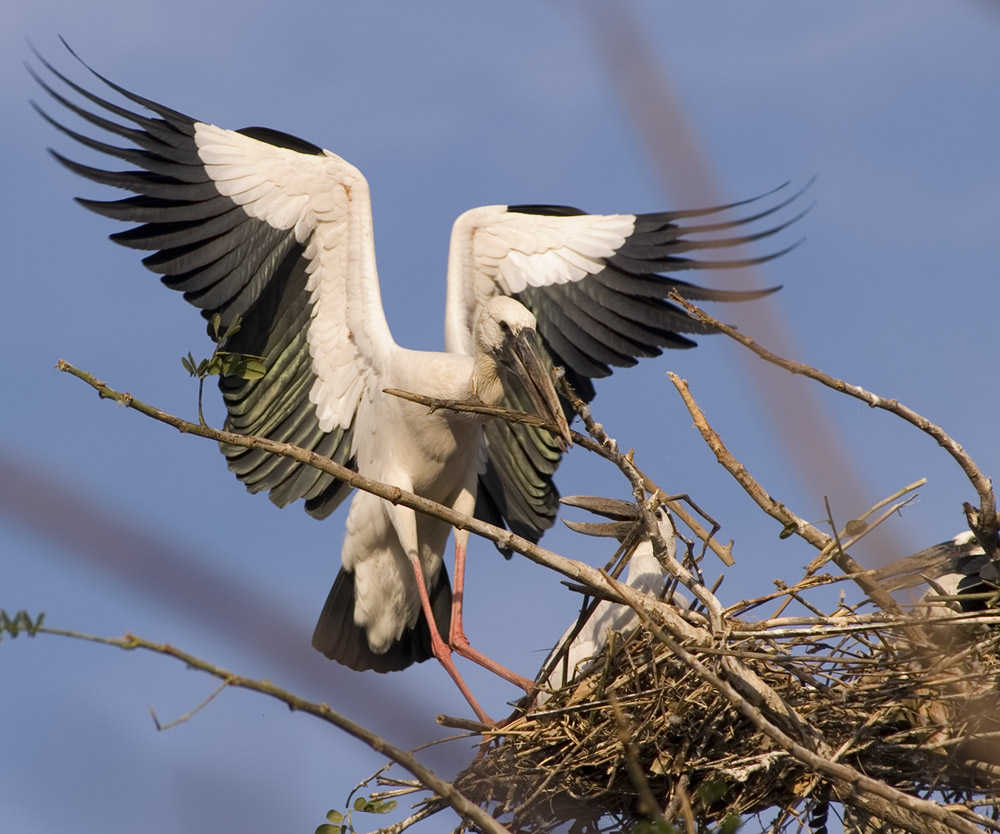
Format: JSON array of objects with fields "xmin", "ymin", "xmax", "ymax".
[
  {"xmin": 668, "ymin": 371, "xmax": 907, "ymax": 618},
  {"xmin": 668, "ymin": 292, "xmax": 998, "ymax": 560}
]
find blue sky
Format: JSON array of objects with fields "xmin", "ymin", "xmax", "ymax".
[{"xmin": 4, "ymin": 2, "xmax": 1000, "ymax": 832}]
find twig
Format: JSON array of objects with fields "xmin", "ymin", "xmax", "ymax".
[
  {"xmin": 364, "ymin": 803, "xmax": 443, "ymax": 834},
  {"xmin": 666, "ymin": 292, "xmax": 999, "ymax": 561},
  {"xmin": 805, "ymin": 482, "xmax": 926, "ymax": 575},
  {"xmin": 388, "ymin": 382, "xmax": 735, "ymax": 567},
  {"xmin": 609, "ymin": 691, "xmax": 669, "ymax": 825},
  {"xmin": 150, "ymin": 678, "xmax": 231, "ymax": 731},
  {"xmin": 675, "ymin": 775, "xmax": 698, "ymax": 834},
  {"xmin": 667, "ymin": 372, "xmax": 907, "ymax": 618},
  {"xmin": 34, "ymin": 624, "xmax": 509, "ymax": 834},
  {"xmin": 383, "ymin": 388, "xmax": 556, "ymax": 432},
  {"xmin": 55, "ymin": 359, "xmax": 691, "ymax": 632}
]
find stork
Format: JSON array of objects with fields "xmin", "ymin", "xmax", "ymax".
[
  {"xmin": 536, "ymin": 496, "xmax": 688, "ymax": 703},
  {"xmin": 908, "ymin": 531, "xmax": 1000, "ymax": 617},
  {"xmin": 31, "ymin": 45, "xmax": 802, "ymax": 723}
]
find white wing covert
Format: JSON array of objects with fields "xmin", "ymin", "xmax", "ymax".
[
  {"xmin": 32, "ymin": 50, "xmax": 393, "ymax": 519},
  {"xmin": 445, "ymin": 196, "xmax": 804, "ymax": 543}
]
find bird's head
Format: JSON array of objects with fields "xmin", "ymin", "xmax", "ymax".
[{"xmin": 472, "ymin": 296, "xmax": 572, "ymax": 450}]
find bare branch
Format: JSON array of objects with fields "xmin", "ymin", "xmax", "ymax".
[
  {"xmin": 383, "ymin": 387, "xmax": 556, "ymax": 432},
  {"xmin": 666, "ymin": 292, "xmax": 999, "ymax": 560},
  {"xmin": 667, "ymin": 371, "xmax": 908, "ymax": 618},
  {"xmin": 388, "ymin": 381, "xmax": 735, "ymax": 567},
  {"xmin": 56, "ymin": 359, "xmax": 694, "ymax": 643},
  {"xmin": 33, "ymin": 624, "xmax": 510, "ymax": 834}
]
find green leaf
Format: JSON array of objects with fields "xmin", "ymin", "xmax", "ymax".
[
  {"xmin": 314, "ymin": 825, "xmax": 340, "ymax": 834},
  {"xmin": 367, "ymin": 799, "xmax": 398, "ymax": 815},
  {"xmin": 0, "ymin": 610, "xmax": 46, "ymax": 639},
  {"xmin": 239, "ymin": 357, "xmax": 267, "ymax": 379},
  {"xmin": 210, "ymin": 312, "xmax": 222, "ymax": 341},
  {"xmin": 353, "ymin": 797, "xmax": 367, "ymax": 812},
  {"xmin": 719, "ymin": 815, "xmax": 743, "ymax": 834},
  {"xmin": 222, "ymin": 316, "xmax": 242, "ymax": 340},
  {"xmin": 218, "ymin": 356, "xmax": 243, "ymax": 376},
  {"xmin": 325, "ymin": 810, "xmax": 344, "ymax": 824},
  {"xmin": 204, "ymin": 352, "xmax": 268, "ymax": 380},
  {"xmin": 181, "ymin": 354, "xmax": 196, "ymax": 376},
  {"xmin": 205, "ymin": 356, "xmax": 224, "ymax": 377}
]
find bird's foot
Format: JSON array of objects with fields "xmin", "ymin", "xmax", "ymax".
[{"xmin": 448, "ymin": 628, "xmax": 536, "ymax": 694}]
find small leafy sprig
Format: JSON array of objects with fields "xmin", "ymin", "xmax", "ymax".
[
  {"xmin": 316, "ymin": 795, "xmax": 399, "ymax": 834},
  {"xmin": 180, "ymin": 313, "xmax": 267, "ymax": 425},
  {"xmin": 0, "ymin": 610, "xmax": 46, "ymax": 639}
]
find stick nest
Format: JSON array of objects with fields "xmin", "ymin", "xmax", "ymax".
[{"xmin": 456, "ymin": 579, "xmax": 1000, "ymax": 833}]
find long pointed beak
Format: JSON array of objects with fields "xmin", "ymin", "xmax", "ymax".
[
  {"xmin": 507, "ymin": 329, "xmax": 573, "ymax": 451},
  {"xmin": 561, "ymin": 495, "xmax": 639, "ymax": 520},
  {"xmin": 560, "ymin": 495, "xmax": 640, "ymax": 540}
]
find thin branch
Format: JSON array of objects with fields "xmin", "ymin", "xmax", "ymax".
[
  {"xmin": 383, "ymin": 388, "xmax": 555, "ymax": 432},
  {"xmin": 388, "ymin": 382, "xmax": 735, "ymax": 567},
  {"xmin": 150, "ymin": 678, "xmax": 231, "ymax": 731},
  {"xmin": 34, "ymin": 624, "xmax": 509, "ymax": 834},
  {"xmin": 608, "ymin": 692, "xmax": 668, "ymax": 826},
  {"xmin": 56, "ymin": 360, "xmax": 694, "ymax": 643},
  {"xmin": 667, "ymin": 371, "xmax": 907, "ymax": 618},
  {"xmin": 667, "ymin": 292, "xmax": 999, "ymax": 560}
]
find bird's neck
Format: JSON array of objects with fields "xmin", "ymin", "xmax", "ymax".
[{"xmin": 470, "ymin": 354, "xmax": 505, "ymax": 408}]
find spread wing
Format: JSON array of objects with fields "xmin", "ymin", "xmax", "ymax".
[
  {"xmin": 31, "ymin": 47, "xmax": 395, "ymax": 519},
  {"xmin": 444, "ymin": 192, "xmax": 805, "ymax": 542}
]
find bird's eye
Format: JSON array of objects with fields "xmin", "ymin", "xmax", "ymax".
[
  {"xmin": 654, "ymin": 508, "xmax": 663, "ymax": 520},
  {"xmin": 499, "ymin": 320, "xmax": 512, "ymax": 333}
]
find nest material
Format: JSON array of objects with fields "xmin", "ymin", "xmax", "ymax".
[{"xmin": 455, "ymin": 587, "xmax": 1000, "ymax": 834}]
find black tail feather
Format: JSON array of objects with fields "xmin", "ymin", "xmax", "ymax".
[{"xmin": 311, "ymin": 566, "xmax": 452, "ymax": 673}]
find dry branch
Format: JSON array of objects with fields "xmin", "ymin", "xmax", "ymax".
[
  {"xmin": 667, "ymin": 291, "xmax": 999, "ymax": 561},
  {"xmin": 28, "ymin": 624, "xmax": 509, "ymax": 834},
  {"xmin": 55, "ymin": 360, "xmax": 677, "ymax": 625},
  {"xmin": 385, "ymin": 383, "xmax": 735, "ymax": 567},
  {"xmin": 668, "ymin": 371, "xmax": 907, "ymax": 619},
  {"xmin": 52, "ymin": 355, "xmax": 1000, "ymax": 834}
]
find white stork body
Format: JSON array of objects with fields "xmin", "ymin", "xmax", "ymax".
[
  {"xmin": 33, "ymin": 45, "xmax": 801, "ymax": 722},
  {"xmin": 537, "ymin": 499, "xmax": 684, "ymax": 702},
  {"xmin": 339, "ymin": 352, "xmax": 478, "ymax": 654}
]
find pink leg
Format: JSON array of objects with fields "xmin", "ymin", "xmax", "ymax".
[
  {"xmin": 408, "ymin": 555, "xmax": 495, "ymax": 726},
  {"xmin": 449, "ymin": 533, "xmax": 536, "ymax": 694}
]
